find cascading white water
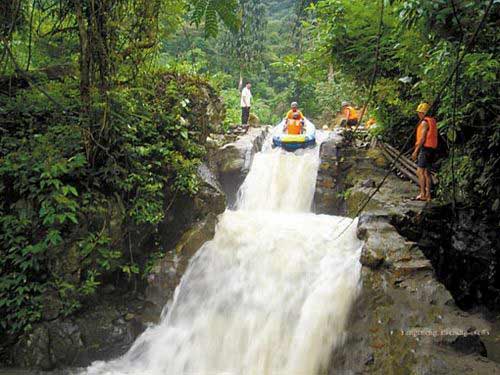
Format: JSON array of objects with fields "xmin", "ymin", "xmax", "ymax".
[{"xmin": 84, "ymin": 132, "xmax": 362, "ymax": 375}]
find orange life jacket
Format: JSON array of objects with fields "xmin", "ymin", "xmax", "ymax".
[
  {"xmin": 416, "ymin": 116, "xmax": 438, "ymax": 149},
  {"xmin": 286, "ymin": 110, "xmax": 304, "ymax": 135},
  {"xmin": 344, "ymin": 106, "xmax": 358, "ymax": 121},
  {"xmin": 366, "ymin": 118, "xmax": 376, "ymax": 128}
]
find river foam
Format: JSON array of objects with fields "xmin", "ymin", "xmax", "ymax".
[{"xmin": 84, "ymin": 133, "xmax": 362, "ymax": 375}]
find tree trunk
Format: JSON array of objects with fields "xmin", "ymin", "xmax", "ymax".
[
  {"xmin": 328, "ymin": 63, "xmax": 334, "ymax": 81},
  {"xmin": 73, "ymin": 0, "xmax": 93, "ymax": 161},
  {"xmin": 73, "ymin": 0, "xmax": 91, "ymax": 110}
]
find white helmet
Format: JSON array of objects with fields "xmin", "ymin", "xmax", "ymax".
[
  {"xmin": 291, "ymin": 102, "xmax": 298, "ymax": 108},
  {"xmin": 341, "ymin": 101, "xmax": 349, "ymax": 107}
]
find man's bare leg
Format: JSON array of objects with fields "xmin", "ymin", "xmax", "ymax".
[
  {"xmin": 424, "ymin": 169, "xmax": 432, "ymax": 201},
  {"xmin": 416, "ymin": 167, "xmax": 425, "ymax": 200}
]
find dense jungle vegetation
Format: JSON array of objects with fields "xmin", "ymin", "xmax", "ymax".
[{"xmin": 0, "ymin": 0, "xmax": 498, "ymax": 343}]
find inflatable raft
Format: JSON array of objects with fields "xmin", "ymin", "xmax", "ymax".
[{"xmin": 272, "ymin": 118, "xmax": 316, "ymax": 151}]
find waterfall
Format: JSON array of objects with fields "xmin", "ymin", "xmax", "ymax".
[{"xmin": 84, "ymin": 133, "xmax": 362, "ymax": 375}]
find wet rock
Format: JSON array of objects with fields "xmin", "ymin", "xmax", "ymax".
[
  {"xmin": 211, "ymin": 127, "xmax": 268, "ymax": 207},
  {"xmin": 361, "ymin": 178, "xmax": 376, "ymax": 188},
  {"xmin": 41, "ymin": 290, "xmax": 63, "ymax": 321},
  {"xmin": 13, "ymin": 294, "xmax": 149, "ymax": 370},
  {"xmin": 175, "ymin": 213, "xmax": 218, "ymax": 258},
  {"xmin": 314, "ymin": 137, "xmax": 347, "ymax": 215},
  {"xmin": 346, "ymin": 190, "xmax": 384, "ymax": 218},
  {"xmin": 74, "ymin": 304, "xmax": 132, "ymax": 364},
  {"xmin": 356, "ymin": 214, "xmax": 394, "ymax": 240},
  {"xmin": 13, "ymin": 326, "xmax": 51, "ymax": 370},
  {"xmin": 360, "ymin": 242, "xmax": 385, "ymax": 269},
  {"xmin": 160, "ymin": 162, "xmax": 226, "ymax": 251},
  {"xmin": 414, "ymin": 204, "xmax": 500, "ymax": 310},
  {"xmin": 449, "ymin": 335, "xmax": 487, "ymax": 357},
  {"xmin": 328, "ymin": 137, "xmax": 500, "ymax": 374},
  {"xmin": 46, "ymin": 321, "xmax": 84, "ymax": 367},
  {"xmin": 392, "ymin": 258, "xmax": 432, "ymax": 275},
  {"xmin": 146, "ymin": 213, "xmax": 219, "ymax": 314}
]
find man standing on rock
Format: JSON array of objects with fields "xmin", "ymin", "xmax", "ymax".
[
  {"xmin": 412, "ymin": 102, "xmax": 438, "ymax": 201},
  {"xmin": 341, "ymin": 101, "xmax": 358, "ymax": 129},
  {"xmin": 241, "ymin": 82, "xmax": 252, "ymax": 126}
]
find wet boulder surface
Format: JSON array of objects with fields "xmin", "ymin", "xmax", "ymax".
[
  {"xmin": 400, "ymin": 204, "xmax": 500, "ymax": 311},
  {"xmin": 321, "ymin": 137, "xmax": 500, "ymax": 374},
  {"xmin": 209, "ymin": 127, "xmax": 268, "ymax": 207}
]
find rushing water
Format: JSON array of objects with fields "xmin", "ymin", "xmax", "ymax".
[{"xmin": 84, "ymin": 133, "xmax": 362, "ymax": 375}]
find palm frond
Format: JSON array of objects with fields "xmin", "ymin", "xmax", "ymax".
[{"xmin": 188, "ymin": 0, "xmax": 240, "ymax": 38}]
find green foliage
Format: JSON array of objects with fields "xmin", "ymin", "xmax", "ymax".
[
  {"xmin": 0, "ymin": 0, "xmax": 235, "ymax": 341},
  {"xmin": 0, "ymin": 69, "xmax": 222, "ymax": 336},
  {"xmin": 218, "ymin": 0, "xmax": 268, "ymax": 72},
  {"xmin": 314, "ymin": 74, "xmax": 363, "ymax": 121},
  {"xmin": 220, "ymin": 87, "xmax": 280, "ymax": 129},
  {"xmin": 161, "ymin": 0, "xmax": 302, "ymax": 122},
  {"xmin": 303, "ymin": 0, "xmax": 499, "ymax": 211},
  {"xmin": 188, "ymin": 0, "xmax": 241, "ymax": 37}
]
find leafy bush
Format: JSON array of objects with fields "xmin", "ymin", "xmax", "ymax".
[
  {"xmin": 307, "ymin": 0, "xmax": 499, "ymax": 211},
  {"xmin": 0, "ymin": 69, "xmax": 223, "ymax": 336}
]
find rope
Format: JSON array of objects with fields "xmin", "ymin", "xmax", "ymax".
[{"xmin": 332, "ymin": 0, "xmax": 496, "ymax": 240}]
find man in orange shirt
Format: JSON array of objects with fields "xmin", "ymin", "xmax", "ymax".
[
  {"xmin": 341, "ymin": 101, "xmax": 359, "ymax": 129},
  {"xmin": 284, "ymin": 102, "xmax": 305, "ymax": 134},
  {"xmin": 412, "ymin": 102, "xmax": 438, "ymax": 201}
]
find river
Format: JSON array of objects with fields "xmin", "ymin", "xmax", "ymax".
[{"xmin": 84, "ymin": 133, "xmax": 363, "ymax": 375}]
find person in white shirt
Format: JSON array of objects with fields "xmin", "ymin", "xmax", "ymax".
[{"xmin": 240, "ymin": 82, "xmax": 252, "ymax": 126}]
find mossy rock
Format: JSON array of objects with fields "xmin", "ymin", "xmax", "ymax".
[
  {"xmin": 346, "ymin": 189, "xmax": 384, "ymax": 218},
  {"xmin": 366, "ymin": 148, "xmax": 389, "ymax": 168},
  {"xmin": 174, "ymin": 213, "xmax": 218, "ymax": 258},
  {"xmin": 248, "ymin": 113, "xmax": 260, "ymax": 126}
]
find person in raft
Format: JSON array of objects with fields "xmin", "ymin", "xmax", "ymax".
[
  {"xmin": 341, "ymin": 101, "xmax": 359, "ymax": 129},
  {"xmin": 412, "ymin": 102, "xmax": 438, "ymax": 201},
  {"xmin": 284, "ymin": 102, "xmax": 305, "ymax": 134}
]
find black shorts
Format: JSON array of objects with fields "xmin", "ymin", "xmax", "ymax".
[
  {"xmin": 347, "ymin": 119, "xmax": 358, "ymax": 127},
  {"xmin": 417, "ymin": 147, "xmax": 435, "ymax": 169},
  {"xmin": 340, "ymin": 119, "xmax": 358, "ymax": 128}
]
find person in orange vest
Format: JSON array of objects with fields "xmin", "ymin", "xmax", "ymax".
[
  {"xmin": 341, "ymin": 101, "xmax": 359, "ymax": 129},
  {"xmin": 284, "ymin": 102, "xmax": 305, "ymax": 135},
  {"xmin": 412, "ymin": 102, "xmax": 438, "ymax": 201},
  {"xmin": 365, "ymin": 117, "xmax": 377, "ymax": 128}
]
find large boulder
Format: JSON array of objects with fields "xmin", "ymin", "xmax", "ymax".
[
  {"xmin": 145, "ymin": 213, "xmax": 219, "ymax": 314},
  {"xmin": 413, "ymin": 205, "xmax": 500, "ymax": 311},
  {"xmin": 211, "ymin": 127, "xmax": 268, "ymax": 207},
  {"xmin": 12, "ymin": 326, "xmax": 52, "ymax": 370},
  {"xmin": 159, "ymin": 163, "xmax": 226, "ymax": 251},
  {"xmin": 314, "ymin": 138, "xmax": 347, "ymax": 215},
  {"xmin": 329, "ymin": 212, "xmax": 500, "ymax": 375},
  {"xmin": 314, "ymin": 137, "xmax": 421, "ymax": 217},
  {"xmin": 11, "ymin": 292, "xmax": 148, "ymax": 369},
  {"xmin": 323, "ymin": 137, "xmax": 500, "ymax": 373}
]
